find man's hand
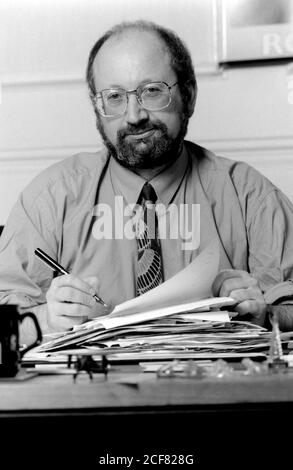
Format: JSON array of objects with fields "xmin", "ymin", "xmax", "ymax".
[
  {"xmin": 46, "ymin": 274, "xmax": 107, "ymax": 332},
  {"xmin": 212, "ymin": 269, "xmax": 267, "ymax": 326}
]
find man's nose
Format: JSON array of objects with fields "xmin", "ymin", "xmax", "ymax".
[{"xmin": 125, "ymin": 93, "xmax": 149, "ymax": 124}]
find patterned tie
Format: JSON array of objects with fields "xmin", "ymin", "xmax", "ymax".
[{"xmin": 136, "ymin": 182, "xmax": 163, "ymax": 295}]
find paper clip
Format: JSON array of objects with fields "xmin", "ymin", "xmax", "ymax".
[
  {"xmin": 157, "ymin": 360, "xmax": 180, "ymax": 377},
  {"xmin": 157, "ymin": 360, "xmax": 206, "ymax": 378},
  {"xmin": 241, "ymin": 358, "xmax": 268, "ymax": 375},
  {"xmin": 207, "ymin": 359, "xmax": 234, "ymax": 378}
]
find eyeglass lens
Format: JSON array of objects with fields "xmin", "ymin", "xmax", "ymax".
[{"xmin": 97, "ymin": 82, "xmax": 172, "ymax": 116}]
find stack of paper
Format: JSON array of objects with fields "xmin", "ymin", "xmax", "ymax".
[
  {"xmin": 30, "ymin": 239, "xmax": 292, "ymax": 362},
  {"xmin": 31, "ymin": 315, "xmax": 292, "ymax": 363}
]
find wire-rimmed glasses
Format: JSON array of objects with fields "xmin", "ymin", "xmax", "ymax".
[{"xmin": 94, "ymin": 81, "xmax": 178, "ymax": 117}]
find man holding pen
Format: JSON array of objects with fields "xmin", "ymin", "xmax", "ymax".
[{"xmin": 1, "ymin": 20, "xmax": 293, "ymax": 342}]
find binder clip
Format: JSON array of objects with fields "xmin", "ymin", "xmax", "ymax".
[{"xmin": 66, "ymin": 353, "xmax": 109, "ymax": 382}]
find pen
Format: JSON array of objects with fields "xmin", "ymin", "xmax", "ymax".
[{"xmin": 34, "ymin": 247, "xmax": 108, "ymax": 307}]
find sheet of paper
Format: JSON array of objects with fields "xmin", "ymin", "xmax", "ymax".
[
  {"xmin": 108, "ymin": 238, "xmax": 221, "ymax": 319},
  {"xmin": 85, "ymin": 238, "xmax": 234, "ymax": 329},
  {"xmin": 99, "ymin": 298, "xmax": 233, "ymax": 329},
  {"xmin": 105, "ymin": 351, "xmax": 269, "ymax": 363}
]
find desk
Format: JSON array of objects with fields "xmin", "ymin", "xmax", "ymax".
[{"xmin": 1, "ymin": 365, "xmax": 293, "ymax": 468}]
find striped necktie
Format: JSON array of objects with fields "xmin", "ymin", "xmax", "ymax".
[{"xmin": 136, "ymin": 182, "xmax": 163, "ymax": 296}]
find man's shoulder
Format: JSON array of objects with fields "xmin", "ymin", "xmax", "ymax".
[
  {"xmin": 185, "ymin": 140, "xmax": 274, "ymax": 188},
  {"xmin": 185, "ymin": 140, "xmax": 248, "ymax": 172},
  {"xmin": 20, "ymin": 147, "xmax": 108, "ymax": 206},
  {"xmin": 42, "ymin": 147, "xmax": 108, "ymax": 181}
]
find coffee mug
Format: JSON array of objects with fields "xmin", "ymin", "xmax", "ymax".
[{"xmin": 0, "ymin": 304, "xmax": 42, "ymax": 377}]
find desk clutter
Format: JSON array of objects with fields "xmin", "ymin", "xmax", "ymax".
[
  {"xmin": 143, "ymin": 356, "xmax": 289, "ymax": 378},
  {"xmin": 23, "ymin": 307, "xmax": 293, "ymax": 381},
  {"xmin": 24, "ymin": 240, "xmax": 293, "ymax": 375}
]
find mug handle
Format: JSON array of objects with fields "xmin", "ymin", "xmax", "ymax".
[{"xmin": 19, "ymin": 312, "xmax": 43, "ymax": 356}]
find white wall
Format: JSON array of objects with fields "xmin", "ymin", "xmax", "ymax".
[{"xmin": 0, "ymin": 0, "xmax": 292, "ymax": 224}]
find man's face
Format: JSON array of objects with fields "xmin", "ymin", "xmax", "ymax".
[{"xmin": 92, "ymin": 30, "xmax": 189, "ymax": 170}]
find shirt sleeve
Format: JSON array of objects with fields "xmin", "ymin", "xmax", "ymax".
[
  {"xmin": 248, "ymin": 189, "xmax": 293, "ymax": 330},
  {"xmin": 0, "ymin": 185, "xmax": 59, "ymax": 308},
  {"xmin": 248, "ymin": 189, "xmax": 293, "ymax": 288}
]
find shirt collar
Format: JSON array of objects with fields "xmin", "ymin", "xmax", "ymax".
[{"xmin": 109, "ymin": 145, "xmax": 189, "ymax": 206}]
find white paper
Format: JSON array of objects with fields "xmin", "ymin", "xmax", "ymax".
[
  {"xmin": 84, "ymin": 238, "xmax": 235, "ymax": 330},
  {"xmin": 99, "ymin": 298, "xmax": 233, "ymax": 329},
  {"xmin": 106, "ymin": 238, "xmax": 221, "ymax": 319}
]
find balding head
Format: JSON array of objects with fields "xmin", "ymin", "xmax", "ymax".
[
  {"xmin": 86, "ymin": 21, "xmax": 196, "ymax": 175},
  {"xmin": 86, "ymin": 21, "xmax": 196, "ymax": 117}
]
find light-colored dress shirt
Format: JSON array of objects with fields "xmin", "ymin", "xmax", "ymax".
[{"xmin": 1, "ymin": 140, "xmax": 293, "ymax": 326}]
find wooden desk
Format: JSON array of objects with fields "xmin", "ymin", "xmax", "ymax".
[{"xmin": 1, "ymin": 365, "xmax": 292, "ymax": 468}]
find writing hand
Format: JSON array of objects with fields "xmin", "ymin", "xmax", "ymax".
[
  {"xmin": 46, "ymin": 274, "xmax": 107, "ymax": 332},
  {"xmin": 212, "ymin": 269, "xmax": 267, "ymax": 326}
]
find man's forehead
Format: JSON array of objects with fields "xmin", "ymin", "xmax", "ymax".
[
  {"xmin": 100, "ymin": 28, "xmax": 167, "ymax": 56},
  {"xmin": 93, "ymin": 29, "xmax": 172, "ymax": 85}
]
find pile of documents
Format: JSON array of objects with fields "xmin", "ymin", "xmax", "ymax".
[
  {"xmin": 36, "ymin": 314, "xmax": 290, "ymax": 363},
  {"xmin": 32, "ymin": 240, "xmax": 292, "ymax": 362}
]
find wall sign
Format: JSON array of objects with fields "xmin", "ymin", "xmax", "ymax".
[{"xmin": 219, "ymin": 0, "xmax": 293, "ymax": 63}]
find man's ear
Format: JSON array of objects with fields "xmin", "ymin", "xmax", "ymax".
[{"xmin": 186, "ymin": 84, "xmax": 197, "ymax": 117}]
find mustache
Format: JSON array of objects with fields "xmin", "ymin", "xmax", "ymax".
[{"xmin": 118, "ymin": 121, "xmax": 168, "ymax": 139}]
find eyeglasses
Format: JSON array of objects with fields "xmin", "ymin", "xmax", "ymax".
[{"xmin": 94, "ymin": 81, "xmax": 178, "ymax": 117}]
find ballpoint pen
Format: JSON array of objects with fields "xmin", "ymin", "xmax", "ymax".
[{"xmin": 34, "ymin": 247, "xmax": 108, "ymax": 307}]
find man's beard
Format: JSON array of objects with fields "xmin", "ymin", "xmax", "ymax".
[{"xmin": 96, "ymin": 114, "xmax": 189, "ymax": 170}]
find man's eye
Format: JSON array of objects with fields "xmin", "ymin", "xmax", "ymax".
[
  {"xmin": 144, "ymin": 86, "xmax": 162, "ymax": 96},
  {"xmin": 107, "ymin": 92, "xmax": 124, "ymax": 102}
]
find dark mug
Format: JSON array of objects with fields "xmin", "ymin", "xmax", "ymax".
[{"xmin": 0, "ymin": 304, "xmax": 42, "ymax": 377}]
